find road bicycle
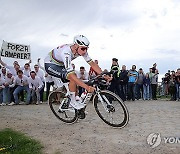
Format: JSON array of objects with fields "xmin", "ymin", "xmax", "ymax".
[{"xmin": 48, "ymin": 74, "xmax": 129, "ymax": 128}]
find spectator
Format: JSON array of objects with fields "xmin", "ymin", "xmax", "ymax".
[
  {"xmin": 175, "ymin": 68, "xmax": 180, "ymax": 101},
  {"xmin": 109, "ymin": 58, "xmax": 121, "ymax": 98},
  {"xmin": 4, "ymin": 71, "xmax": 14, "ymax": 105},
  {"xmin": 169, "ymin": 72, "xmax": 176, "ymax": 101},
  {"xmin": 103, "ymin": 69, "xmax": 109, "ymax": 73},
  {"xmin": 151, "ymin": 69, "xmax": 158, "ymax": 100},
  {"xmin": 148, "ymin": 68, "xmax": 153, "ymax": 99},
  {"xmin": 28, "ymin": 71, "xmax": 43, "ymax": 105},
  {"xmin": 37, "ymin": 58, "xmax": 54, "ymax": 100},
  {"xmin": 143, "ymin": 73, "xmax": 151, "ymax": 100},
  {"xmin": 1, "ymin": 67, "xmax": 7, "ymax": 79},
  {"xmin": 44, "ymin": 73, "xmax": 54, "ymax": 100},
  {"xmin": 0, "ymin": 74, "xmax": 5, "ymax": 105},
  {"xmin": 127, "ymin": 65, "xmax": 138, "ymax": 101},
  {"xmin": 89, "ymin": 60, "xmax": 98, "ymax": 79},
  {"xmin": 23, "ymin": 63, "xmax": 31, "ymax": 77},
  {"xmin": 34, "ymin": 64, "xmax": 45, "ymax": 103},
  {"xmin": 136, "ymin": 68, "xmax": 145, "ymax": 100},
  {"xmin": 0, "ymin": 57, "xmax": 18, "ymax": 76},
  {"xmin": 76, "ymin": 66, "xmax": 89, "ymax": 96},
  {"xmin": 119, "ymin": 65, "xmax": 128, "ymax": 101},
  {"xmin": 0, "ymin": 58, "xmax": 30, "ymax": 102},
  {"xmin": 0, "ymin": 57, "xmax": 28, "ymax": 77},
  {"xmin": 152, "ymin": 63, "xmax": 158, "ymax": 73},
  {"xmin": 9, "ymin": 70, "xmax": 30, "ymax": 105},
  {"xmin": 164, "ymin": 72, "xmax": 170, "ymax": 97}
]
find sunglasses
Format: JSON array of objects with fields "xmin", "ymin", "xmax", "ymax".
[{"xmin": 80, "ymin": 47, "xmax": 87, "ymax": 51}]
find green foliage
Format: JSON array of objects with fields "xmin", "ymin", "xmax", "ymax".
[{"xmin": 0, "ymin": 128, "xmax": 43, "ymax": 154}]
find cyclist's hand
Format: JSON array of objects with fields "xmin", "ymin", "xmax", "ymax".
[
  {"xmin": 103, "ymin": 74, "xmax": 112, "ymax": 82},
  {"xmin": 87, "ymin": 86, "xmax": 96, "ymax": 93}
]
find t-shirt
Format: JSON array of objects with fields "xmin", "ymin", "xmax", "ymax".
[
  {"xmin": 151, "ymin": 74, "xmax": 158, "ymax": 84},
  {"xmin": 137, "ymin": 73, "xmax": 144, "ymax": 84},
  {"xmin": 28, "ymin": 76, "xmax": 43, "ymax": 90},
  {"xmin": 10, "ymin": 75, "xmax": 29, "ymax": 87},
  {"xmin": 128, "ymin": 70, "xmax": 138, "ymax": 83}
]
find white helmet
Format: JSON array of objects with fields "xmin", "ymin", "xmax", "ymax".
[{"xmin": 74, "ymin": 35, "xmax": 90, "ymax": 47}]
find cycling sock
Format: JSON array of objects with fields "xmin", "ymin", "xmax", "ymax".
[{"xmin": 70, "ymin": 92, "xmax": 76, "ymax": 103}]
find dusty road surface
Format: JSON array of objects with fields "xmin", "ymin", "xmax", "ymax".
[{"xmin": 0, "ymin": 100, "xmax": 180, "ymax": 154}]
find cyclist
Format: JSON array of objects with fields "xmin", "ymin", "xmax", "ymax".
[{"xmin": 44, "ymin": 35, "xmax": 103, "ymax": 109}]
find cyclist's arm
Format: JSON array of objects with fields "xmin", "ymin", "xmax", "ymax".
[
  {"xmin": 88, "ymin": 61, "xmax": 102, "ymax": 75},
  {"xmin": 83, "ymin": 52, "xmax": 102, "ymax": 75}
]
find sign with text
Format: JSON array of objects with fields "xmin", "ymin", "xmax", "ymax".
[{"xmin": 1, "ymin": 41, "xmax": 31, "ymax": 60}]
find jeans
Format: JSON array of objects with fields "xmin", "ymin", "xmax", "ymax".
[
  {"xmin": 30, "ymin": 87, "xmax": 43, "ymax": 103},
  {"xmin": 176, "ymin": 83, "xmax": 180, "ymax": 100},
  {"xmin": 13, "ymin": 85, "xmax": 31, "ymax": 104},
  {"xmin": 127, "ymin": 82, "xmax": 136, "ymax": 101},
  {"xmin": 3, "ymin": 87, "xmax": 11, "ymax": 104},
  {"xmin": 136, "ymin": 84, "xmax": 143, "ymax": 99},
  {"xmin": 0, "ymin": 89, "xmax": 3, "ymax": 103},
  {"xmin": 143, "ymin": 85, "xmax": 150, "ymax": 100}
]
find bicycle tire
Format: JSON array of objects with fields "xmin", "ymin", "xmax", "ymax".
[
  {"xmin": 48, "ymin": 91, "xmax": 78, "ymax": 123},
  {"xmin": 93, "ymin": 90, "xmax": 129, "ymax": 128}
]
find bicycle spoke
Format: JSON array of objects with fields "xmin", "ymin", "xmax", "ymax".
[
  {"xmin": 49, "ymin": 91, "xmax": 78, "ymax": 123},
  {"xmin": 94, "ymin": 90, "xmax": 129, "ymax": 128}
]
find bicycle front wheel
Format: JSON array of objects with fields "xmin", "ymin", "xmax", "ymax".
[
  {"xmin": 48, "ymin": 91, "xmax": 78, "ymax": 123},
  {"xmin": 93, "ymin": 90, "xmax": 129, "ymax": 128}
]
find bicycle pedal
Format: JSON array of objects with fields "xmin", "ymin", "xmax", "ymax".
[{"xmin": 78, "ymin": 109, "xmax": 86, "ymax": 119}]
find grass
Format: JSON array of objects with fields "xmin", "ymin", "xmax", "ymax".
[
  {"xmin": 0, "ymin": 128, "xmax": 43, "ymax": 154},
  {"xmin": 157, "ymin": 95, "xmax": 171, "ymax": 99}
]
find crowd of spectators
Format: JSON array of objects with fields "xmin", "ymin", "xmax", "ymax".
[
  {"xmin": 0, "ymin": 57, "xmax": 54, "ymax": 106},
  {"xmin": 161, "ymin": 69, "xmax": 180, "ymax": 101},
  {"xmin": 0, "ymin": 57, "xmax": 180, "ymax": 106},
  {"xmin": 108, "ymin": 59, "xmax": 180, "ymax": 102}
]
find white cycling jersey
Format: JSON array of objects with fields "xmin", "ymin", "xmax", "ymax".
[{"xmin": 45, "ymin": 44, "xmax": 92, "ymax": 77}]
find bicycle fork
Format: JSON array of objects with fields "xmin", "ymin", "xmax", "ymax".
[{"xmin": 97, "ymin": 92, "xmax": 113, "ymax": 112}]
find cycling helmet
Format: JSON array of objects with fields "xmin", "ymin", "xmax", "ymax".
[{"xmin": 74, "ymin": 35, "xmax": 90, "ymax": 47}]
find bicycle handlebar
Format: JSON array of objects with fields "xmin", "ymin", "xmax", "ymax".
[{"xmin": 86, "ymin": 72, "xmax": 110, "ymax": 88}]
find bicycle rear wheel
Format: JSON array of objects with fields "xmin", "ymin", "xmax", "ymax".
[
  {"xmin": 93, "ymin": 90, "xmax": 129, "ymax": 128},
  {"xmin": 48, "ymin": 91, "xmax": 78, "ymax": 123}
]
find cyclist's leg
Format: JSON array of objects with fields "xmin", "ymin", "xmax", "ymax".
[
  {"xmin": 68, "ymin": 79, "xmax": 86, "ymax": 109},
  {"xmin": 45, "ymin": 63, "xmax": 68, "ymax": 82},
  {"xmin": 45, "ymin": 63, "xmax": 85, "ymax": 109}
]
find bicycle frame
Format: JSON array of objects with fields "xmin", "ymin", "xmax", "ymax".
[{"xmin": 56, "ymin": 75, "xmax": 112, "ymax": 112}]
